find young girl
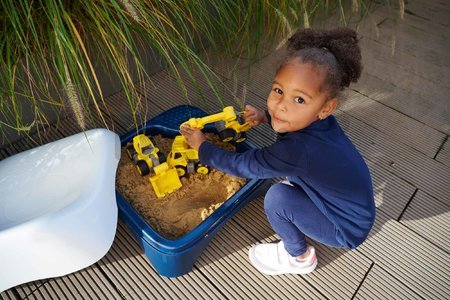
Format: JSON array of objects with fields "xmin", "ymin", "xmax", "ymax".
[{"xmin": 180, "ymin": 28, "xmax": 375, "ymax": 275}]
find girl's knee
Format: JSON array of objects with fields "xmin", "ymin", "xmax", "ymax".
[{"xmin": 264, "ymin": 183, "xmax": 292, "ymax": 212}]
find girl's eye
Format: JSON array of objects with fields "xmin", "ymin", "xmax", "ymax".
[
  {"xmin": 273, "ymin": 87, "xmax": 283, "ymax": 95},
  {"xmin": 294, "ymin": 97, "xmax": 305, "ymax": 104}
]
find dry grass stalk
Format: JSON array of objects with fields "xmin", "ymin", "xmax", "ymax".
[
  {"xmin": 399, "ymin": 0, "xmax": 405, "ymax": 19},
  {"xmin": 121, "ymin": 0, "xmax": 141, "ymax": 23},
  {"xmin": 64, "ymin": 77, "xmax": 86, "ymax": 130},
  {"xmin": 353, "ymin": 0, "xmax": 360, "ymax": 13}
]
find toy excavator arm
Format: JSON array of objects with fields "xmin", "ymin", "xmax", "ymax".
[{"xmin": 181, "ymin": 106, "xmax": 237, "ymax": 129}]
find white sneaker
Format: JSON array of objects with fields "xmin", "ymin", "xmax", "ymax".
[{"xmin": 248, "ymin": 241, "xmax": 317, "ymax": 275}]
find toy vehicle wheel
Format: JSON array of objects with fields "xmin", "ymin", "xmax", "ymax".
[
  {"xmin": 234, "ymin": 131, "xmax": 247, "ymax": 143},
  {"xmin": 136, "ymin": 160, "xmax": 151, "ymax": 176},
  {"xmin": 126, "ymin": 144, "xmax": 137, "ymax": 160},
  {"xmin": 219, "ymin": 128, "xmax": 235, "ymax": 142},
  {"xmin": 176, "ymin": 166, "xmax": 187, "ymax": 177},
  {"xmin": 196, "ymin": 165, "xmax": 209, "ymax": 174}
]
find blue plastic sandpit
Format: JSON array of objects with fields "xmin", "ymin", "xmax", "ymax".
[{"xmin": 116, "ymin": 105, "xmax": 270, "ymax": 277}]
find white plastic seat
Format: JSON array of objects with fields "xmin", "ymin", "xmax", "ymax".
[{"xmin": 0, "ymin": 129, "xmax": 120, "ymax": 292}]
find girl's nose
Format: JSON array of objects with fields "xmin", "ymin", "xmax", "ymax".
[{"xmin": 275, "ymin": 97, "xmax": 288, "ymax": 112}]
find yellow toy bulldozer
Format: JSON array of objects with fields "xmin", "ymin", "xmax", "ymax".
[
  {"xmin": 149, "ymin": 135, "xmax": 209, "ymax": 198},
  {"xmin": 181, "ymin": 106, "xmax": 251, "ymax": 143},
  {"xmin": 167, "ymin": 135, "xmax": 209, "ymax": 177},
  {"xmin": 125, "ymin": 134, "xmax": 165, "ymax": 176}
]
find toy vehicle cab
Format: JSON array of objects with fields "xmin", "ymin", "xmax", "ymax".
[{"xmin": 125, "ymin": 134, "xmax": 165, "ymax": 176}]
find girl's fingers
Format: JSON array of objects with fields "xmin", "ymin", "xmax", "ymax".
[{"xmin": 180, "ymin": 125, "xmax": 192, "ymax": 134}]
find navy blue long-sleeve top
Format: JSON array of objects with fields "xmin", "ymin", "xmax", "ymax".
[{"xmin": 199, "ymin": 115, "xmax": 375, "ymax": 249}]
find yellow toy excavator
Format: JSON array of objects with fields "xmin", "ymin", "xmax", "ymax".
[{"xmin": 181, "ymin": 106, "xmax": 251, "ymax": 143}]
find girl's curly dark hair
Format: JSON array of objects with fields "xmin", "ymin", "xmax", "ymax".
[{"xmin": 280, "ymin": 28, "xmax": 362, "ymax": 99}]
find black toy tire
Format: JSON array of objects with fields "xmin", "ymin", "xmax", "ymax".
[
  {"xmin": 126, "ymin": 144, "xmax": 137, "ymax": 160},
  {"xmin": 136, "ymin": 160, "xmax": 151, "ymax": 176},
  {"xmin": 219, "ymin": 128, "xmax": 236, "ymax": 142},
  {"xmin": 157, "ymin": 151, "xmax": 166, "ymax": 163},
  {"xmin": 234, "ymin": 131, "xmax": 247, "ymax": 143}
]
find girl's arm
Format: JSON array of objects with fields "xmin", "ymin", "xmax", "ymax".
[{"xmin": 197, "ymin": 136, "xmax": 307, "ymax": 179}]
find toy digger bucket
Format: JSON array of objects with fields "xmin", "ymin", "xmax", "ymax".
[{"xmin": 150, "ymin": 162, "xmax": 182, "ymax": 198}]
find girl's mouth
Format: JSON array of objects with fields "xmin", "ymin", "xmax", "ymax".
[{"xmin": 273, "ymin": 114, "xmax": 286, "ymax": 123}]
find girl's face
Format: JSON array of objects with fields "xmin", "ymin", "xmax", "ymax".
[{"xmin": 267, "ymin": 60, "xmax": 337, "ymax": 133}]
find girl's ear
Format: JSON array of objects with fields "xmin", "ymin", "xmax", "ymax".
[{"xmin": 319, "ymin": 98, "xmax": 338, "ymax": 120}]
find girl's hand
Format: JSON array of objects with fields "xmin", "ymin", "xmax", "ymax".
[
  {"xmin": 180, "ymin": 125, "xmax": 206, "ymax": 150},
  {"xmin": 244, "ymin": 105, "xmax": 266, "ymax": 127}
]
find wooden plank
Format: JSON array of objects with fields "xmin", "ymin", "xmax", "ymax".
[
  {"xmin": 4, "ymin": 137, "xmax": 38, "ymax": 155},
  {"xmin": 1, "ymin": 125, "xmax": 65, "ymax": 158},
  {"xmin": 233, "ymin": 57, "xmax": 277, "ymax": 102},
  {"xmin": 234, "ymin": 198, "xmax": 373, "ymax": 300},
  {"xmin": 29, "ymin": 265, "xmax": 123, "ymax": 300},
  {"xmin": 196, "ymin": 210, "xmax": 326, "ymax": 300},
  {"xmin": 354, "ymin": 264, "xmax": 423, "ymax": 300},
  {"xmin": 199, "ymin": 49, "xmax": 251, "ymax": 81},
  {"xmin": 30, "ymin": 124, "xmax": 66, "ymax": 145},
  {"xmin": 357, "ymin": 210, "xmax": 450, "ymax": 299},
  {"xmin": 0, "ymin": 289, "xmax": 19, "ymax": 300},
  {"xmin": 137, "ymin": 77, "xmax": 194, "ymax": 114},
  {"xmin": 45, "ymin": 115, "xmax": 82, "ymax": 141},
  {"xmin": 352, "ymin": 72, "xmax": 449, "ymax": 134},
  {"xmin": 0, "ymin": 149, "xmax": 9, "ymax": 160},
  {"xmin": 13, "ymin": 281, "xmax": 47, "ymax": 299},
  {"xmin": 97, "ymin": 221, "xmax": 225, "ymax": 300},
  {"xmin": 54, "ymin": 111, "xmax": 115, "ymax": 139},
  {"xmin": 335, "ymin": 110, "xmax": 450, "ymax": 203},
  {"xmin": 341, "ymin": 91, "xmax": 446, "ymax": 158},
  {"xmin": 358, "ymin": 37, "xmax": 450, "ymax": 89},
  {"xmin": 136, "ymin": 62, "xmax": 226, "ymax": 109},
  {"xmin": 367, "ymin": 160, "xmax": 416, "ymax": 220},
  {"xmin": 360, "ymin": 54, "xmax": 450, "ymax": 118},
  {"xmin": 360, "ymin": 7, "xmax": 450, "ymax": 68},
  {"xmin": 100, "ymin": 90, "xmax": 153, "ymax": 136},
  {"xmin": 44, "ymin": 99, "xmax": 124, "ymax": 140},
  {"xmin": 436, "ymin": 137, "xmax": 450, "ymax": 167},
  {"xmin": 404, "ymin": 0, "xmax": 450, "ymax": 26},
  {"xmin": 370, "ymin": 5, "xmax": 450, "ymax": 48},
  {"xmin": 400, "ymin": 190, "xmax": 449, "ymax": 253}
]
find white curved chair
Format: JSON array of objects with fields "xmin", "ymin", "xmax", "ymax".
[{"xmin": 0, "ymin": 129, "xmax": 120, "ymax": 292}]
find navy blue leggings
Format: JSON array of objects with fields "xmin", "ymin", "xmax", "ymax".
[{"xmin": 264, "ymin": 182, "xmax": 344, "ymax": 257}]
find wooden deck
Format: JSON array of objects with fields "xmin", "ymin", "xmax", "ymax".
[{"xmin": 1, "ymin": 0, "xmax": 449, "ymax": 299}]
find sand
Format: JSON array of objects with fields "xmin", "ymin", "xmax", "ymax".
[{"xmin": 116, "ymin": 134, "xmax": 246, "ymax": 239}]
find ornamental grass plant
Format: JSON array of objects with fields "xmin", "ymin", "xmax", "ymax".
[{"xmin": 0, "ymin": 0, "xmax": 399, "ymax": 143}]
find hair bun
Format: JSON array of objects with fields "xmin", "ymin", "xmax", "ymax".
[{"xmin": 287, "ymin": 28, "xmax": 362, "ymax": 88}]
